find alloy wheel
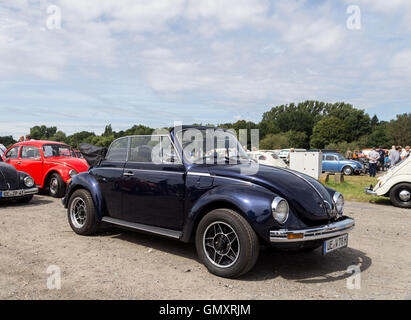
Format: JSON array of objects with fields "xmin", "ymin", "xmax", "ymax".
[{"xmin": 203, "ymin": 221, "xmax": 240, "ymax": 268}]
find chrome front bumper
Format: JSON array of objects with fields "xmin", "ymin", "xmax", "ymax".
[
  {"xmin": 0, "ymin": 188, "xmax": 38, "ymax": 198},
  {"xmin": 270, "ymin": 218, "xmax": 355, "ymax": 243},
  {"xmin": 364, "ymin": 188, "xmax": 377, "ymax": 196}
]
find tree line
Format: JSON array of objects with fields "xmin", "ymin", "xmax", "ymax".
[{"xmin": 1, "ymin": 101, "xmax": 410, "ymax": 155}]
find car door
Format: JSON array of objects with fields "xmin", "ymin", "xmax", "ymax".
[
  {"xmin": 18, "ymin": 146, "xmax": 43, "ymax": 186},
  {"xmin": 90, "ymin": 137, "xmax": 129, "ymax": 220},
  {"xmin": 322, "ymin": 154, "xmax": 337, "ymax": 172},
  {"xmin": 121, "ymin": 135, "xmax": 185, "ymax": 230},
  {"xmin": 3, "ymin": 146, "xmax": 20, "ymax": 168}
]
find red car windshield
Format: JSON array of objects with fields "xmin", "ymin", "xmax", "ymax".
[{"xmin": 42, "ymin": 144, "xmax": 75, "ymax": 158}]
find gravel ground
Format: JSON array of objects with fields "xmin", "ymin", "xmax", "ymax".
[{"xmin": 0, "ymin": 195, "xmax": 410, "ymax": 300}]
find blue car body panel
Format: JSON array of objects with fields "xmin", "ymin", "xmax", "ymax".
[{"xmin": 322, "ymin": 153, "xmax": 363, "ymax": 173}]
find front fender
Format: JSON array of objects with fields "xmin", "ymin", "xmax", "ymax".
[
  {"xmin": 181, "ymin": 182, "xmax": 303, "ymax": 243},
  {"xmin": 63, "ymin": 172, "xmax": 104, "ymax": 220},
  {"xmin": 43, "ymin": 166, "xmax": 71, "ymax": 187},
  {"xmin": 375, "ymin": 174, "xmax": 411, "ymax": 196}
]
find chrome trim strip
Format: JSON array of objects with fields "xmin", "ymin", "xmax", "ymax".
[
  {"xmin": 270, "ymin": 218, "xmax": 355, "ymax": 242},
  {"xmin": 187, "ymin": 172, "xmax": 211, "ymax": 177},
  {"xmin": 101, "ymin": 217, "xmax": 183, "ymax": 239},
  {"xmin": 126, "ymin": 168, "xmax": 185, "ymax": 175}
]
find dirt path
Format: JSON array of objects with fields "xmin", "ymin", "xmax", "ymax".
[{"xmin": 0, "ymin": 196, "xmax": 410, "ymax": 299}]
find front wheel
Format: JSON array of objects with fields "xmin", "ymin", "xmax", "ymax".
[
  {"xmin": 49, "ymin": 173, "xmax": 66, "ymax": 198},
  {"xmin": 195, "ymin": 208, "xmax": 259, "ymax": 278},
  {"xmin": 389, "ymin": 183, "xmax": 411, "ymax": 208},
  {"xmin": 342, "ymin": 166, "xmax": 353, "ymax": 176},
  {"xmin": 67, "ymin": 189, "xmax": 99, "ymax": 235}
]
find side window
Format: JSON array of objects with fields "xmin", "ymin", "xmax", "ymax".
[
  {"xmin": 161, "ymin": 136, "xmax": 181, "ymax": 164},
  {"xmin": 325, "ymin": 155, "xmax": 335, "ymax": 161},
  {"xmin": 128, "ymin": 136, "xmax": 181, "ymax": 164},
  {"xmin": 21, "ymin": 146, "xmax": 41, "ymax": 159},
  {"xmin": 106, "ymin": 137, "xmax": 129, "ymax": 161},
  {"xmin": 5, "ymin": 147, "xmax": 19, "ymax": 159}
]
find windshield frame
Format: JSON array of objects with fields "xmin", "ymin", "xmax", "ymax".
[{"xmin": 174, "ymin": 128, "xmax": 251, "ymax": 165}]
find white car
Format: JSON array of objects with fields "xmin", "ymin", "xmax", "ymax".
[
  {"xmin": 365, "ymin": 156, "xmax": 411, "ymax": 208},
  {"xmin": 278, "ymin": 148, "xmax": 307, "ymax": 161},
  {"xmin": 247, "ymin": 151, "xmax": 287, "ymax": 168}
]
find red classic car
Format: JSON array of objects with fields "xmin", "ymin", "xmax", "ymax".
[{"xmin": 2, "ymin": 141, "xmax": 88, "ymax": 198}]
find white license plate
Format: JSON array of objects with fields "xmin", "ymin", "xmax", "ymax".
[
  {"xmin": 0, "ymin": 190, "xmax": 24, "ymax": 198},
  {"xmin": 323, "ymin": 234, "xmax": 348, "ymax": 255}
]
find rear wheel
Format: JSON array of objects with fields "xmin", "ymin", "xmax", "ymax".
[
  {"xmin": 67, "ymin": 189, "xmax": 99, "ymax": 235},
  {"xmin": 389, "ymin": 183, "xmax": 411, "ymax": 208},
  {"xmin": 49, "ymin": 173, "xmax": 66, "ymax": 198},
  {"xmin": 195, "ymin": 208, "xmax": 259, "ymax": 278}
]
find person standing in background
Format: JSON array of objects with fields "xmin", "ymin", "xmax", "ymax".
[
  {"xmin": 346, "ymin": 148, "xmax": 353, "ymax": 160},
  {"xmin": 384, "ymin": 151, "xmax": 390, "ymax": 170},
  {"xmin": 401, "ymin": 146, "xmax": 410, "ymax": 160},
  {"xmin": 367, "ymin": 147, "xmax": 380, "ymax": 177},
  {"xmin": 377, "ymin": 146, "xmax": 385, "ymax": 171}
]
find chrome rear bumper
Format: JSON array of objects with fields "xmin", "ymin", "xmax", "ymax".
[{"xmin": 270, "ymin": 218, "xmax": 355, "ymax": 242}]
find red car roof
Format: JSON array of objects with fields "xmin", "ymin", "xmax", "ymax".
[{"xmin": 13, "ymin": 140, "xmax": 68, "ymax": 147}]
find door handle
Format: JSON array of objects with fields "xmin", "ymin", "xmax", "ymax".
[
  {"xmin": 17, "ymin": 162, "xmax": 22, "ymax": 165},
  {"xmin": 123, "ymin": 172, "xmax": 134, "ymax": 176}
]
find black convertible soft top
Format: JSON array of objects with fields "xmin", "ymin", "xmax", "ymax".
[{"xmin": 79, "ymin": 143, "xmax": 107, "ymax": 167}]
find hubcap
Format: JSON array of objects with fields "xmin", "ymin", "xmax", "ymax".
[
  {"xmin": 344, "ymin": 167, "xmax": 352, "ymax": 175},
  {"xmin": 203, "ymin": 221, "xmax": 240, "ymax": 268},
  {"xmin": 398, "ymin": 190, "xmax": 410, "ymax": 202},
  {"xmin": 70, "ymin": 197, "xmax": 87, "ymax": 228},
  {"xmin": 50, "ymin": 178, "xmax": 58, "ymax": 194}
]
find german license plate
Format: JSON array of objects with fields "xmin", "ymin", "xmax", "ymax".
[
  {"xmin": 0, "ymin": 190, "xmax": 24, "ymax": 198},
  {"xmin": 323, "ymin": 234, "xmax": 348, "ymax": 255}
]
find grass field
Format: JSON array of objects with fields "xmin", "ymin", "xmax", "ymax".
[{"xmin": 323, "ymin": 174, "xmax": 391, "ymax": 204}]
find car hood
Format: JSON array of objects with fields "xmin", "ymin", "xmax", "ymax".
[
  {"xmin": 346, "ymin": 160, "xmax": 363, "ymax": 167},
  {"xmin": 206, "ymin": 163, "xmax": 336, "ymax": 221},
  {"xmin": 44, "ymin": 157, "xmax": 89, "ymax": 172},
  {"xmin": 0, "ymin": 162, "xmax": 19, "ymax": 190}
]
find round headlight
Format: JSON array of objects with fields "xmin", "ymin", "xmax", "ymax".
[
  {"xmin": 69, "ymin": 169, "xmax": 78, "ymax": 178},
  {"xmin": 333, "ymin": 192, "xmax": 344, "ymax": 215},
  {"xmin": 271, "ymin": 197, "xmax": 289, "ymax": 224},
  {"xmin": 24, "ymin": 176, "xmax": 35, "ymax": 188}
]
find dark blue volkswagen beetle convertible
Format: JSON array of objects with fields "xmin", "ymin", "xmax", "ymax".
[{"xmin": 62, "ymin": 126, "xmax": 354, "ymax": 278}]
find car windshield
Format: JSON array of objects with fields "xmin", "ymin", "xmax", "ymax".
[
  {"xmin": 337, "ymin": 155, "xmax": 346, "ymax": 160},
  {"xmin": 177, "ymin": 128, "xmax": 251, "ymax": 164},
  {"xmin": 42, "ymin": 144, "xmax": 75, "ymax": 158}
]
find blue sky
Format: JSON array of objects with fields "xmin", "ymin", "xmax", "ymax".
[{"xmin": 1, "ymin": 0, "xmax": 410, "ymax": 139}]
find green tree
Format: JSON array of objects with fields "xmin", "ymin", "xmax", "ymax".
[
  {"xmin": 259, "ymin": 133, "xmax": 289, "ymax": 150},
  {"xmin": 310, "ymin": 117, "xmax": 350, "ymax": 148},
  {"xmin": 386, "ymin": 113, "xmax": 411, "ymax": 146},
  {"xmin": 30, "ymin": 125, "xmax": 57, "ymax": 140},
  {"xmin": 0, "ymin": 136, "xmax": 16, "ymax": 148}
]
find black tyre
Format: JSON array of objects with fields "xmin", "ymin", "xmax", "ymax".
[
  {"xmin": 67, "ymin": 189, "xmax": 99, "ymax": 235},
  {"xmin": 49, "ymin": 173, "xmax": 66, "ymax": 198},
  {"xmin": 16, "ymin": 195, "xmax": 34, "ymax": 203},
  {"xmin": 389, "ymin": 183, "xmax": 411, "ymax": 208},
  {"xmin": 342, "ymin": 166, "xmax": 353, "ymax": 176},
  {"xmin": 195, "ymin": 208, "xmax": 259, "ymax": 278}
]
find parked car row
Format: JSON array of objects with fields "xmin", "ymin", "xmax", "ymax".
[
  {"xmin": 2, "ymin": 127, "xmax": 408, "ymax": 279},
  {"xmin": 1, "ymin": 140, "xmax": 89, "ymax": 199}
]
